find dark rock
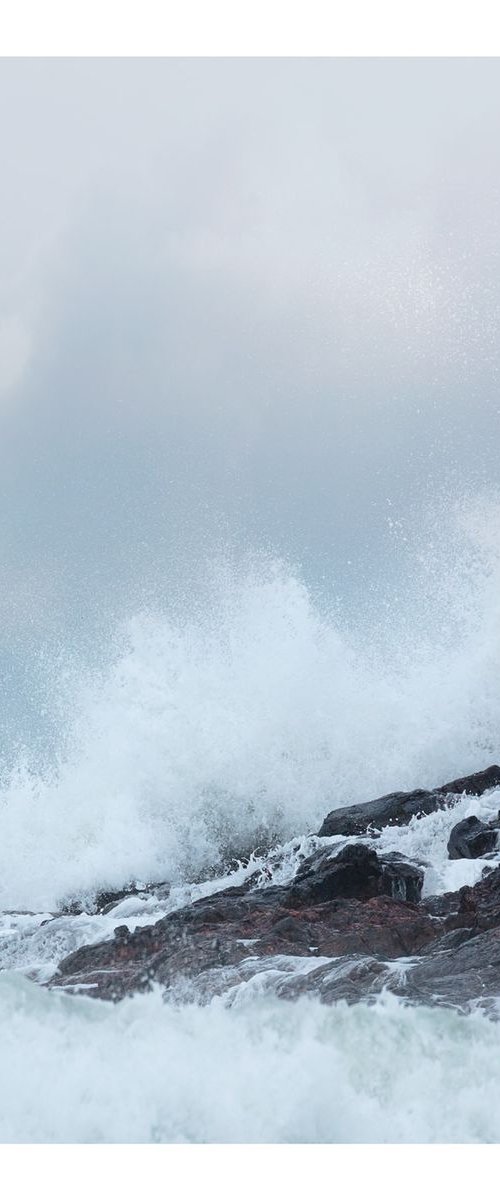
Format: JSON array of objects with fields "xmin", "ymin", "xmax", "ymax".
[
  {"xmin": 317, "ymin": 764, "xmax": 500, "ymax": 838},
  {"xmin": 317, "ymin": 788, "xmax": 445, "ymax": 838},
  {"xmin": 95, "ymin": 888, "xmax": 141, "ymax": 914},
  {"xmin": 436, "ymin": 765, "xmax": 500, "ymax": 798},
  {"xmin": 270, "ymin": 916, "xmax": 311, "ymax": 944},
  {"xmin": 264, "ymin": 864, "xmax": 500, "ymax": 1011},
  {"xmin": 47, "ymin": 842, "xmax": 429, "ymax": 1002},
  {"xmin": 391, "ymin": 926, "xmax": 500, "ymax": 1012},
  {"xmin": 422, "ymin": 892, "xmax": 462, "ymax": 919},
  {"xmin": 289, "ymin": 843, "xmax": 423, "ymax": 905},
  {"xmin": 60, "ymin": 885, "xmax": 141, "ymax": 917},
  {"xmin": 59, "ymin": 880, "xmax": 171, "ymax": 917},
  {"xmin": 48, "ymin": 890, "xmax": 439, "ymax": 1002},
  {"xmin": 447, "ymin": 815, "xmax": 499, "ymax": 860},
  {"xmin": 454, "ymin": 864, "xmax": 500, "ymax": 931},
  {"xmin": 113, "ymin": 925, "xmax": 131, "ymax": 941},
  {"xmin": 265, "ymin": 926, "xmax": 500, "ymax": 1012},
  {"xmin": 289, "ymin": 843, "xmax": 382, "ymax": 903},
  {"xmin": 47, "ymin": 853, "xmax": 500, "ymax": 1009},
  {"xmin": 419, "ymin": 866, "xmax": 500, "ymax": 941},
  {"xmin": 45, "ymin": 767, "xmax": 500, "ymax": 1012},
  {"xmin": 379, "ymin": 854, "xmax": 423, "ymax": 903}
]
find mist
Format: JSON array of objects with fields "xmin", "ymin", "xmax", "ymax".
[{"xmin": 1, "ymin": 57, "xmax": 500, "ymax": 754}]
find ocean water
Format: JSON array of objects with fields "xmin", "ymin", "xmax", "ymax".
[
  {"xmin": 2, "ymin": 978, "xmax": 500, "ymax": 1143},
  {"xmin": 1, "ymin": 494, "xmax": 500, "ymax": 1141}
]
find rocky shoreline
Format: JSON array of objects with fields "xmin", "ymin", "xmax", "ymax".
[{"xmin": 44, "ymin": 764, "xmax": 500, "ymax": 1014}]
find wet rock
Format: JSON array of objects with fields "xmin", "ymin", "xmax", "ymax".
[
  {"xmin": 111, "ymin": 925, "xmax": 132, "ymax": 945},
  {"xmin": 45, "ymin": 767, "xmax": 500, "ymax": 1012},
  {"xmin": 447, "ymin": 815, "xmax": 499, "ymax": 860},
  {"xmin": 436, "ymin": 765, "xmax": 500, "ymax": 798},
  {"xmin": 317, "ymin": 764, "xmax": 500, "ymax": 838},
  {"xmin": 390, "ymin": 926, "xmax": 500, "ymax": 1012},
  {"xmin": 317, "ymin": 788, "xmax": 445, "ymax": 838},
  {"xmin": 60, "ymin": 885, "xmax": 142, "ymax": 917},
  {"xmin": 95, "ymin": 888, "xmax": 143, "ymax": 915},
  {"xmin": 265, "ymin": 925, "xmax": 500, "ymax": 1012},
  {"xmin": 454, "ymin": 864, "xmax": 500, "ymax": 931},
  {"xmin": 60, "ymin": 880, "xmax": 170, "ymax": 917},
  {"xmin": 47, "ymin": 842, "xmax": 430, "ymax": 1001},
  {"xmin": 289, "ymin": 843, "xmax": 381, "ymax": 903},
  {"xmin": 419, "ymin": 866, "xmax": 500, "ymax": 941},
  {"xmin": 47, "ymin": 853, "xmax": 500, "ymax": 1008},
  {"xmin": 48, "ymin": 889, "xmax": 439, "ymax": 1002},
  {"xmin": 422, "ymin": 891, "xmax": 462, "ymax": 919},
  {"xmin": 289, "ymin": 843, "xmax": 423, "ymax": 905},
  {"xmin": 378, "ymin": 853, "xmax": 424, "ymax": 903}
]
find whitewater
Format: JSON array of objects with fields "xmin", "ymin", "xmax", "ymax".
[{"xmin": 2, "ymin": 495, "xmax": 500, "ymax": 1142}]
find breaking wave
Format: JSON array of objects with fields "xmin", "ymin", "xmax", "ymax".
[
  {"xmin": 0, "ymin": 493, "xmax": 499, "ymax": 911},
  {"xmin": 1, "ymin": 974, "xmax": 500, "ymax": 1143}
]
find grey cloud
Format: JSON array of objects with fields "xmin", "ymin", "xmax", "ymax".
[{"xmin": 1, "ymin": 57, "xmax": 500, "ymax": 660}]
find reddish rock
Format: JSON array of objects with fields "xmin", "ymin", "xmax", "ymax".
[
  {"xmin": 46, "ymin": 771, "xmax": 500, "ymax": 1012},
  {"xmin": 47, "ymin": 846, "xmax": 434, "ymax": 1001}
]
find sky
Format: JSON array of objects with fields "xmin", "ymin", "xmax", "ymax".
[{"xmin": 1, "ymin": 57, "xmax": 500, "ymax": 744}]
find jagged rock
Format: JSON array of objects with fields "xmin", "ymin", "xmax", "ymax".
[
  {"xmin": 60, "ymin": 880, "xmax": 171, "ymax": 917},
  {"xmin": 289, "ymin": 843, "xmax": 423, "ymax": 905},
  {"xmin": 317, "ymin": 789, "xmax": 445, "ymax": 838},
  {"xmin": 59, "ymin": 885, "xmax": 143, "ymax": 916},
  {"xmin": 44, "ymin": 768, "xmax": 500, "ymax": 1012},
  {"xmin": 317, "ymin": 764, "xmax": 500, "ymax": 838},
  {"xmin": 48, "ymin": 888, "xmax": 438, "ymax": 1002},
  {"xmin": 450, "ymin": 863, "xmax": 500, "ymax": 932},
  {"xmin": 48, "ymin": 842, "xmax": 428, "ymax": 1001},
  {"xmin": 447, "ymin": 815, "xmax": 499, "ymax": 860},
  {"xmin": 389, "ymin": 926, "xmax": 500, "ymax": 1012},
  {"xmin": 377, "ymin": 852, "xmax": 424, "ymax": 902},
  {"xmin": 264, "ymin": 925, "xmax": 500, "ymax": 1012},
  {"xmin": 437, "ymin": 765, "xmax": 500, "ymax": 798}
]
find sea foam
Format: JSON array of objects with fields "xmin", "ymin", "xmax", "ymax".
[
  {"xmin": 1, "ymin": 974, "xmax": 500, "ymax": 1143},
  {"xmin": 0, "ymin": 493, "xmax": 499, "ymax": 911}
]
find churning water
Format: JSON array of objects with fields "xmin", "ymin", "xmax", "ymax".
[{"xmin": 1, "ymin": 493, "xmax": 500, "ymax": 1141}]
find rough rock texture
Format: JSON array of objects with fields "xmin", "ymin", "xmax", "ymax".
[
  {"xmin": 46, "ymin": 846, "xmax": 496, "ymax": 1010},
  {"xmin": 49, "ymin": 889, "xmax": 438, "ymax": 1002},
  {"xmin": 61, "ymin": 881, "xmax": 171, "ymax": 916},
  {"xmin": 438, "ymin": 765, "xmax": 500, "ymax": 797},
  {"xmin": 447, "ymin": 815, "xmax": 499, "ymax": 860},
  {"xmin": 46, "ymin": 765, "xmax": 500, "ymax": 1013},
  {"xmin": 51, "ymin": 863, "xmax": 500, "ymax": 1013},
  {"xmin": 288, "ymin": 843, "xmax": 423, "ymax": 905},
  {"xmin": 317, "ymin": 764, "xmax": 500, "ymax": 838}
]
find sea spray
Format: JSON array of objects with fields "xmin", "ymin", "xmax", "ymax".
[
  {"xmin": 1, "ymin": 975, "xmax": 500, "ymax": 1143},
  {"xmin": 1, "ymin": 493, "xmax": 500, "ymax": 911}
]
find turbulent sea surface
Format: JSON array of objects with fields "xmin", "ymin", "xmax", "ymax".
[{"xmin": 2, "ymin": 500, "xmax": 500, "ymax": 1142}]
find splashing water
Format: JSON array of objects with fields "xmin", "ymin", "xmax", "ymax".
[
  {"xmin": 0, "ymin": 493, "xmax": 500, "ymax": 912},
  {"xmin": 1, "ymin": 976, "xmax": 500, "ymax": 1143},
  {"xmin": 1, "ymin": 493, "xmax": 500, "ymax": 1144}
]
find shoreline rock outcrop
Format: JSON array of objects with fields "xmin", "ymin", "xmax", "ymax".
[
  {"xmin": 447, "ymin": 814, "xmax": 500, "ymax": 860},
  {"xmin": 317, "ymin": 764, "xmax": 500, "ymax": 838},
  {"xmin": 46, "ymin": 764, "xmax": 500, "ymax": 1014}
]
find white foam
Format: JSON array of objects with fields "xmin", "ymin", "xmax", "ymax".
[
  {"xmin": 0, "ymin": 497, "xmax": 499, "ymax": 910},
  {"xmin": 1, "ymin": 974, "xmax": 500, "ymax": 1142},
  {"xmin": 373, "ymin": 788, "xmax": 500, "ymax": 895}
]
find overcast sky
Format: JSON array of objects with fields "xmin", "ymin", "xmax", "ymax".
[{"xmin": 1, "ymin": 57, "xmax": 500, "ymax": 672}]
